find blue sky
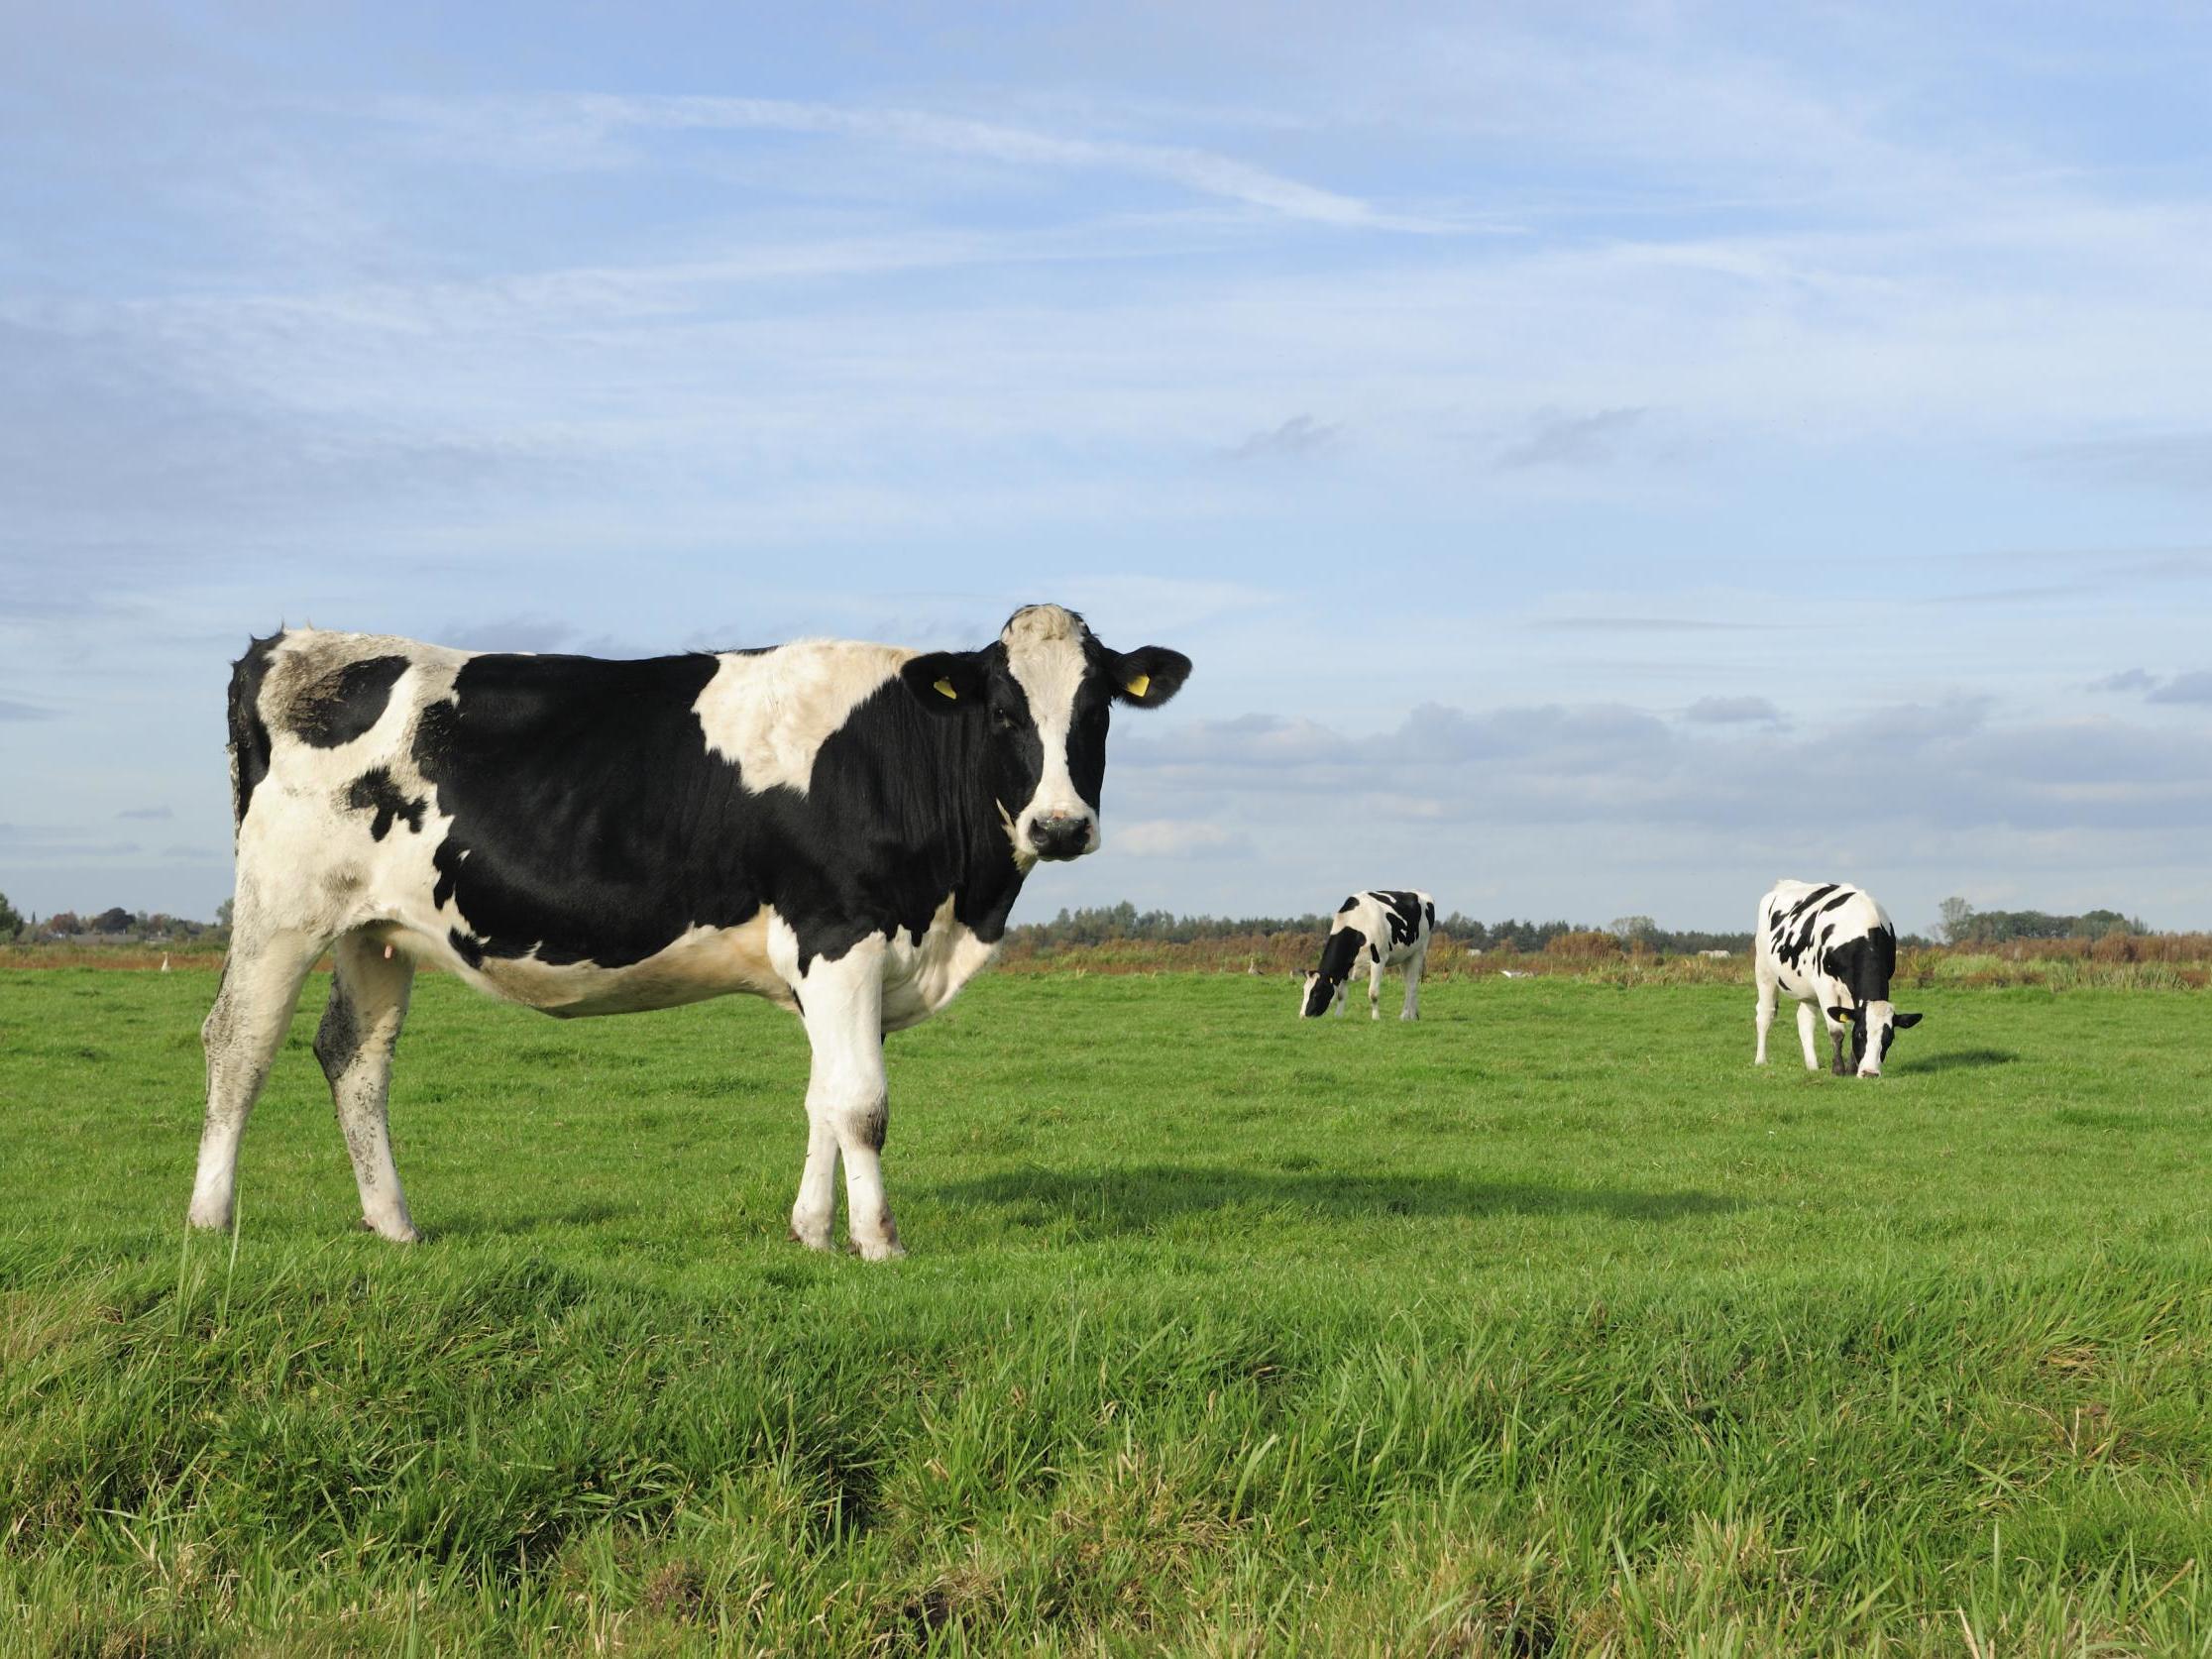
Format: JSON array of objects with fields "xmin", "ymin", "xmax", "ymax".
[{"xmin": 4, "ymin": 1, "xmax": 2210, "ymax": 932}]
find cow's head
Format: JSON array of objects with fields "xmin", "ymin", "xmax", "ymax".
[
  {"xmin": 901, "ymin": 604, "xmax": 1189, "ymax": 865},
  {"xmin": 1296, "ymin": 969, "xmax": 1341, "ymax": 1019},
  {"xmin": 1829, "ymin": 1001, "xmax": 1925, "ymax": 1077}
]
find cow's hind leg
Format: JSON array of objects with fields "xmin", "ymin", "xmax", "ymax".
[
  {"xmin": 1400, "ymin": 946, "xmax": 1425, "ymax": 1021},
  {"xmin": 316, "ymin": 933, "xmax": 419, "ymax": 1242},
  {"xmin": 794, "ymin": 940, "xmax": 902, "ymax": 1260},
  {"xmin": 1368, "ymin": 958, "xmax": 1383, "ymax": 1021},
  {"xmin": 189, "ymin": 924, "xmax": 328, "ymax": 1231}
]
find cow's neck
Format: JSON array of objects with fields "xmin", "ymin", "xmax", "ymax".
[{"xmin": 921, "ymin": 709, "xmax": 1030, "ymax": 942}]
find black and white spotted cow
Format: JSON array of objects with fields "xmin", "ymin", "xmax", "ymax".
[
  {"xmin": 1297, "ymin": 889, "xmax": 1435, "ymax": 1021},
  {"xmin": 188, "ymin": 605, "xmax": 1189, "ymax": 1259},
  {"xmin": 1754, "ymin": 879, "xmax": 1924, "ymax": 1078}
]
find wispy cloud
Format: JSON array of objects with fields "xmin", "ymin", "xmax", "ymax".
[
  {"xmin": 1223, "ymin": 414, "xmax": 1338, "ymax": 462},
  {"xmin": 117, "ymin": 806, "xmax": 172, "ymax": 820},
  {"xmin": 1683, "ymin": 695, "xmax": 1785, "ymax": 725},
  {"xmin": 384, "ymin": 92, "xmax": 1466, "ymax": 233},
  {"xmin": 2029, "ymin": 433, "xmax": 2212, "ymax": 496},
  {"xmin": 2088, "ymin": 668, "xmax": 2157, "ymax": 694},
  {"xmin": 2149, "ymin": 671, "xmax": 2212, "ymax": 705},
  {"xmin": 0, "ymin": 697, "xmax": 54, "ymax": 720},
  {"xmin": 1531, "ymin": 617, "xmax": 1767, "ymax": 634},
  {"xmin": 1496, "ymin": 406, "xmax": 1647, "ymax": 469}
]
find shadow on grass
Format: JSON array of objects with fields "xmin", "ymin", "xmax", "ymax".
[
  {"xmin": 926, "ymin": 1164, "xmax": 1742, "ymax": 1230},
  {"xmin": 1900, "ymin": 1048, "xmax": 2017, "ymax": 1074}
]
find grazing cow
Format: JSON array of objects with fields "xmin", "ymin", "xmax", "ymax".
[
  {"xmin": 189, "ymin": 605, "xmax": 1189, "ymax": 1259},
  {"xmin": 1754, "ymin": 880, "xmax": 1924, "ymax": 1077},
  {"xmin": 1298, "ymin": 890, "xmax": 1435, "ymax": 1020}
]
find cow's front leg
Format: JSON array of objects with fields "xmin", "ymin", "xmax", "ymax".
[
  {"xmin": 1368, "ymin": 958, "xmax": 1383, "ymax": 1021},
  {"xmin": 788, "ymin": 1108, "xmax": 839, "ymax": 1252},
  {"xmin": 1794, "ymin": 1003, "xmax": 1822, "ymax": 1070},
  {"xmin": 1754, "ymin": 972, "xmax": 1778, "ymax": 1064},
  {"xmin": 793, "ymin": 939, "xmax": 903, "ymax": 1261},
  {"xmin": 1827, "ymin": 1020, "xmax": 1851, "ymax": 1078}
]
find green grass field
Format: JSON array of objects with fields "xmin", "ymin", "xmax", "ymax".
[{"xmin": 2, "ymin": 966, "xmax": 2208, "ymax": 1655}]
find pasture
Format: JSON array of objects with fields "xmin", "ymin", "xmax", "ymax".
[{"xmin": 2, "ymin": 966, "xmax": 2208, "ymax": 1654}]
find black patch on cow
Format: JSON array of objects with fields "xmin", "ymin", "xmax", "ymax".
[
  {"xmin": 447, "ymin": 928, "xmax": 485, "ymax": 969},
  {"xmin": 345, "ymin": 767, "xmax": 425, "ymax": 840},
  {"xmin": 227, "ymin": 631, "xmax": 282, "ymax": 826},
  {"xmin": 1337, "ymin": 895, "xmax": 1361, "ymax": 915},
  {"xmin": 1819, "ymin": 927, "xmax": 1897, "ymax": 1010},
  {"xmin": 1314, "ymin": 925, "xmax": 1368, "ymax": 988},
  {"xmin": 291, "ymin": 656, "xmax": 409, "ymax": 748},
  {"xmin": 1772, "ymin": 882, "xmax": 1849, "ymax": 968},
  {"xmin": 1374, "ymin": 890, "xmax": 1425, "ymax": 950}
]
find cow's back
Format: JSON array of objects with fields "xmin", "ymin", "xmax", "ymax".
[{"xmin": 1329, "ymin": 888, "xmax": 1433, "ymax": 968}]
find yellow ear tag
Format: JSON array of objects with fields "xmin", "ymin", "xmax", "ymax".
[
  {"xmin": 933, "ymin": 677, "xmax": 957, "ymax": 700},
  {"xmin": 1125, "ymin": 673, "xmax": 1151, "ymax": 699}
]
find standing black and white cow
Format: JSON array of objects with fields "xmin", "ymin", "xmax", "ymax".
[
  {"xmin": 1754, "ymin": 880, "xmax": 1924, "ymax": 1077},
  {"xmin": 1297, "ymin": 890, "xmax": 1435, "ymax": 1021},
  {"xmin": 188, "ymin": 605, "xmax": 1188, "ymax": 1259}
]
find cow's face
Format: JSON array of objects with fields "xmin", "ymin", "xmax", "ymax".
[
  {"xmin": 1843, "ymin": 1001, "xmax": 1924, "ymax": 1076},
  {"xmin": 902, "ymin": 605, "xmax": 1189, "ymax": 865},
  {"xmin": 1297, "ymin": 970, "xmax": 1338, "ymax": 1018}
]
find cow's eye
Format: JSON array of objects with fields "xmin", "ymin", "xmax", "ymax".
[{"xmin": 991, "ymin": 706, "xmax": 1018, "ymax": 733}]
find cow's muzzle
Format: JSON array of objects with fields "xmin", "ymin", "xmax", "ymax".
[{"xmin": 1026, "ymin": 812, "xmax": 1096, "ymax": 861}]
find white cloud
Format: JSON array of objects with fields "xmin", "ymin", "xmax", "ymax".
[{"xmin": 1113, "ymin": 819, "xmax": 1252, "ymax": 859}]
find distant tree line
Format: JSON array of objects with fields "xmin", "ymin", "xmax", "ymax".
[
  {"xmin": 1936, "ymin": 898, "xmax": 2144, "ymax": 945},
  {"xmin": 0, "ymin": 887, "xmax": 2159, "ymax": 954},
  {"xmin": 1008, "ymin": 901, "xmax": 1761, "ymax": 955},
  {"xmin": 0, "ymin": 893, "xmax": 230, "ymax": 945}
]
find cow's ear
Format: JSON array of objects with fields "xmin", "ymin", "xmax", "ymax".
[
  {"xmin": 901, "ymin": 651, "xmax": 987, "ymax": 715},
  {"xmin": 1826, "ymin": 1004, "xmax": 1853, "ymax": 1023},
  {"xmin": 1892, "ymin": 1011, "xmax": 1924, "ymax": 1029},
  {"xmin": 1107, "ymin": 646, "xmax": 1191, "ymax": 708}
]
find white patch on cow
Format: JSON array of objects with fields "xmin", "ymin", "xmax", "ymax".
[
  {"xmin": 229, "ymin": 631, "xmax": 471, "ymax": 944},
  {"xmin": 881, "ymin": 893, "xmax": 1002, "ymax": 1032},
  {"xmin": 692, "ymin": 640, "xmax": 913, "ymax": 796},
  {"xmin": 1001, "ymin": 604, "xmax": 1100, "ymax": 855},
  {"xmin": 996, "ymin": 799, "xmax": 1039, "ymax": 874},
  {"xmin": 455, "ymin": 914, "xmax": 799, "ymax": 1017}
]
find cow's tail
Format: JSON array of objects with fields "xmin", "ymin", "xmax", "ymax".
[{"xmin": 227, "ymin": 631, "xmax": 283, "ymax": 829}]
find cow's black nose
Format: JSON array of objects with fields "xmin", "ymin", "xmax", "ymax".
[{"xmin": 1030, "ymin": 815, "xmax": 1091, "ymax": 860}]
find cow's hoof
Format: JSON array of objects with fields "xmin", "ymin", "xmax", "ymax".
[
  {"xmin": 185, "ymin": 1206, "xmax": 232, "ymax": 1233},
  {"xmin": 787, "ymin": 1225, "xmax": 833, "ymax": 1253},
  {"xmin": 851, "ymin": 1237, "xmax": 907, "ymax": 1263},
  {"xmin": 357, "ymin": 1216, "xmax": 420, "ymax": 1244}
]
